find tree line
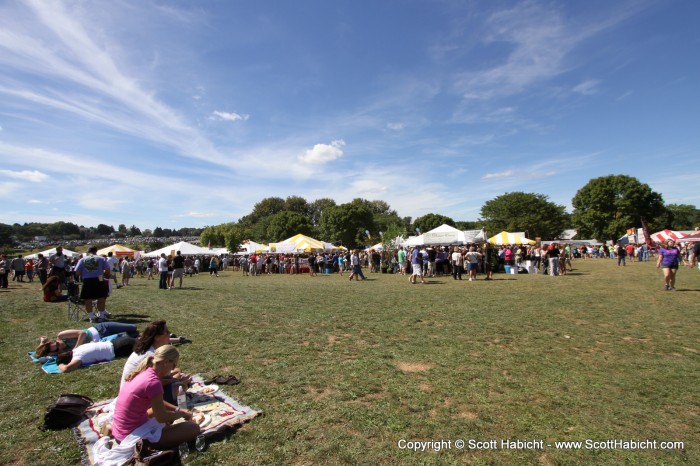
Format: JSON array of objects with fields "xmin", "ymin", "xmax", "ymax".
[
  {"xmin": 200, "ymin": 175, "xmax": 697, "ymax": 250},
  {"xmin": 3, "ymin": 175, "xmax": 697, "ymax": 250},
  {"xmin": 0, "ymin": 222, "xmax": 204, "ymax": 247}
]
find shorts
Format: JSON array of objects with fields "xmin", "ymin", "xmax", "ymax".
[
  {"xmin": 467, "ymin": 263, "xmax": 478, "ymax": 271},
  {"xmin": 80, "ymin": 277, "xmax": 109, "ymax": 300},
  {"xmin": 172, "ymin": 268, "xmax": 184, "ymax": 278},
  {"xmin": 412, "ymin": 264, "xmax": 423, "ymax": 276},
  {"xmin": 661, "ymin": 265, "xmax": 679, "ymax": 270}
]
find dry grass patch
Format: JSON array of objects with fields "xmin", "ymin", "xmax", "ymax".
[{"xmin": 394, "ymin": 361, "xmax": 435, "ymax": 372}]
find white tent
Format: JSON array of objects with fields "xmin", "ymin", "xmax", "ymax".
[
  {"xmin": 238, "ymin": 241, "xmax": 268, "ymax": 254},
  {"xmin": 25, "ymin": 247, "xmax": 81, "ymax": 260},
  {"xmin": 142, "ymin": 241, "xmax": 211, "ymax": 257},
  {"xmin": 405, "ymin": 225, "xmax": 487, "ymax": 246}
]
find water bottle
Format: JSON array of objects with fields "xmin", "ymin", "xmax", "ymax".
[
  {"xmin": 195, "ymin": 434, "xmax": 206, "ymax": 452},
  {"xmin": 177, "ymin": 385, "xmax": 189, "ymax": 460}
]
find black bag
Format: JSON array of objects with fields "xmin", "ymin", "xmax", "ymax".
[
  {"xmin": 123, "ymin": 439, "xmax": 181, "ymax": 466},
  {"xmin": 39, "ymin": 393, "xmax": 93, "ymax": 430}
]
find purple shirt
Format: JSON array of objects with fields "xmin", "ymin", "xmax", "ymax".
[{"xmin": 659, "ymin": 247, "xmax": 680, "ymax": 267}]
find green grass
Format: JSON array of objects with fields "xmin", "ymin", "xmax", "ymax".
[{"xmin": 1, "ymin": 260, "xmax": 698, "ymax": 465}]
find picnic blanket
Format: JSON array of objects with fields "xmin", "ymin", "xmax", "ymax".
[{"xmin": 74, "ymin": 375, "xmax": 262, "ymax": 465}]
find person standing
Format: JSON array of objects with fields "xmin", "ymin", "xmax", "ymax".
[
  {"xmin": 106, "ymin": 251, "xmax": 120, "ymax": 285},
  {"xmin": 409, "ymin": 247, "xmax": 425, "ymax": 284},
  {"xmin": 348, "ymin": 250, "xmax": 366, "ymax": 281},
  {"xmin": 308, "ymin": 253, "xmax": 317, "ymax": 276},
  {"xmin": 397, "ymin": 247, "xmax": 407, "ymax": 276},
  {"xmin": 172, "ymin": 251, "xmax": 185, "ymax": 288},
  {"xmin": 688, "ymin": 235, "xmax": 700, "ymax": 272},
  {"xmin": 49, "ymin": 247, "xmax": 67, "ymax": 284},
  {"xmin": 36, "ymin": 253, "xmax": 49, "ymax": 284},
  {"xmin": 464, "ymin": 246, "xmax": 482, "ymax": 281},
  {"xmin": 208, "ymin": 255, "xmax": 219, "ymax": 276},
  {"xmin": 482, "ymin": 243, "xmax": 495, "ymax": 280},
  {"xmin": 451, "ymin": 247, "xmax": 463, "ymax": 280},
  {"xmin": 74, "ymin": 246, "xmax": 110, "ymax": 323},
  {"xmin": 11, "ymin": 254, "xmax": 26, "ymax": 282},
  {"xmin": 657, "ymin": 239, "xmax": 681, "ymax": 291},
  {"xmin": 158, "ymin": 253, "xmax": 169, "ymax": 289},
  {"xmin": 546, "ymin": 243, "xmax": 561, "ymax": 276},
  {"xmin": 0, "ymin": 254, "xmax": 9, "ymax": 288}
]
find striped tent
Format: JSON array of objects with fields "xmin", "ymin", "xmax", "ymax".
[
  {"xmin": 650, "ymin": 229, "xmax": 687, "ymax": 243},
  {"xmin": 270, "ymin": 234, "xmax": 326, "ymax": 253},
  {"xmin": 96, "ymin": 244, "xmax": 136, "ymax": 257},
  {"xmin": 488, "ymin": 231, "xmax": 535, "ymax": 245},
  {"xmin": 677, "ymin": 230, "xmax": 700, "ymax": 243}
]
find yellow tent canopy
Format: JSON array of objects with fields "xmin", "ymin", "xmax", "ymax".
[
  {"xmin": 96, "ymin": 244, "xmax": 136, "ymax": 256},
  {"xmin": 270, "ymin": 234, "xmax": 327, "ymax": 253},
  {"xmin": 488, "ymin": 231, "xmax": 535, "ymax": 245}
]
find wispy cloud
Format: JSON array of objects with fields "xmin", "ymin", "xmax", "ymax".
[
  {"xmin": 0, "ymin": 0, "xmax": 230, "ymax": 167},
  {"xmin": 573, "ymin": 79, "xmax": 601, "ymax": 95},
  {"xmin": 210, "ymin": 111, "xmax": 249, "ymax": 122},
  {"xmin": 482, "ymin": 170, "xmax": 515, "ymax": 180},
  {"xmin": 0, "ymin": 169, "xmax": 48, "ymax": 182}
]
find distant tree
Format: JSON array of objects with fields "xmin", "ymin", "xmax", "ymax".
[
  {"xmin": 242, "ymin": 197, "xmax": 286, "ymax": 225},
  {"xmin": 455, "ymin": 221, "xmax": 481, "ymax": 231},
  {"xmin": 284, "ymin": 196, "xmax": 311, "ymax": 217},
  {"xmin": 665, "ymin": 203, "xmax": 699, "ymax": 230},
  {"xmin": 0, "ymin": 223, "xmax": 14, "ymax": 246},
  {"xmin": 118, "ymin": 224, "xmax": 128, "ymax": 234},
  {"xmin": 413, "ymin": 214, "xmax": 455, "ymax": 233},
  {"xmin": 46, "ymin": 221, "xmax": 81, "ymax": 239},
  {"xmin": 381, "ymin": 223, "xmax": 406, "ymax": 250},
  {"xmin": 128, "ymin": 225, "xmax": 142, "ymax": 236},
  {"xmin": 351, "ymin": 198, "xmax": 397, "ymax": 216},
  {"xmin": 572, "ymin": 175, "xmax": 665, "ymax": 242},
  {"xmin": 142, "ymin": 229, "xmax": 153, "ymax": 237},
  {"xmin": 265, "ymin": 211, "xmax": 314, "ymax": 242},
  {"xmin": 480, "ymin": 192, "xmax": 567, "ymax": 240},
  {"xmin": 152, "ymin": 227, "xmax": 164, "ymax": 238},
  {"xmin": 309, "ymin": 198, "xmax": 337, "ymax": 226},
  {"xmin": 319, "ymin": 203, "xmax": 374, "ymax": 249},
  {"xmin": 96, "ymin": 224, "xmax": 114, "ymax": 235}
]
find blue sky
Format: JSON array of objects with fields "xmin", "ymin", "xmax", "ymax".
[{"xmin": 1, "ymin": 0, "xmax": 698, "ymax": 230}]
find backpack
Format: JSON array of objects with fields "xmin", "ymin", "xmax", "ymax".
[{"xmin": 39, "ymin": 393, "xmax": 93, "ymax": 430}]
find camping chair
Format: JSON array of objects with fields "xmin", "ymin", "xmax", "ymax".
[{"xmin": 66, "ymin": 281, "xmax": 86, "ymax": 321}]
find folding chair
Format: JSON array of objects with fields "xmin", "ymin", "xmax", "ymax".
[{"xmin": 66, "ymin": 282, "xmax": 85, "ymax": 321}]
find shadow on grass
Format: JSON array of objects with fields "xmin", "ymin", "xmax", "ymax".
[{"xmin": 112, "ymin": 313, "xmax": 151, "ymax": 324}]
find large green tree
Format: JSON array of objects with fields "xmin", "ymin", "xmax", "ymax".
[
  {"xmin": 572, "ymin": 175, "xmax": 665, "ymax": 242},
  {"xmin": 480, "ymin": 192, "xmax": 568, "ymax": 240},
  {"xmin": 309, "ymin": 198, "xmax": 337, "ymax": 226},
  {"xmin": 265, "ymin": 211, "xmax": 314, "ymax": 241},
  {"xmin": 319, "ymin": 203, "xmax": 374, "ymax": 249},
  {"xmin": 284, "ymin": 196, "xmax": 311, "ymax": 217},
  {"xmin": 413, "ymin": 213, "xmax": 455, "ymax": 233},
  {"xmin": 665, "ymin": 203, "xmax": 699, "ymax": 230}
]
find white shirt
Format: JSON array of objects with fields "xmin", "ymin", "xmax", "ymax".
[
  {"xmin": 120, "ymin": 346, "xmax": 155, "ymax": 386},
  {"xmin": 158, "ymin": 257, "xmax": 168, "ymax": 272},
  {"xmin": 72, "ymin": 341, "xmax": 115, "ymax": 365}
]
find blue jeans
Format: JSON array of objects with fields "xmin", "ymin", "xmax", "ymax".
[{"xmin": 94, "ymin": 322, "xmax": 139, "ymax": 338}]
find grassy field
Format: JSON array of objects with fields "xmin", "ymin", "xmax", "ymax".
[{"xmin": 1, "ymin": 259, "xmax": 698, "ymax": 465}]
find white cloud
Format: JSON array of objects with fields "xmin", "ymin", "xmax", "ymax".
[
  {"xmin": 387, "ymin": 122, "xmax": 404, "ymax": 130},
  {"xmin": 0, "ymin": 169, "xmax": 48, "ymax": 182},
  {"xmin": 572, "ymin": 79, "xmax": 600, "ymax": 95},
  {"xmin": 482, "ymin": 170, "xmax": 514, "ymax": 179},
  {"xmin": 210, "ymin": 111, "xmax": 249, "ymax": 122},
  {"xmin": 299, "ymin": 139, "xmax": 346, "ymax": 164}
]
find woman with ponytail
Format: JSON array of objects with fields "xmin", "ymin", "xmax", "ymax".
[{"xmin": 111, "ymin": 345, "xmax": 200, "ymax": 448}]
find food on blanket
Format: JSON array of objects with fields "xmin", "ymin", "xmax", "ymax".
[
  {"xmin": 192, "ymin": 413, "xmax": 206, "ymax": 425},
  {"xmin": 201, "ymin": 387, "xmax": 216, "ymax": 394}
]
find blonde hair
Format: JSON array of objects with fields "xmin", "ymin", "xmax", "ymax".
[{"xmin": 125, "ymin": 344, "xmax": 179, "ymax": 382}]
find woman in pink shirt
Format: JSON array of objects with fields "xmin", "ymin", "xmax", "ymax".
[{"xmin": 112, "ymin": 345, "xmax": 200, "ymax": 448}]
